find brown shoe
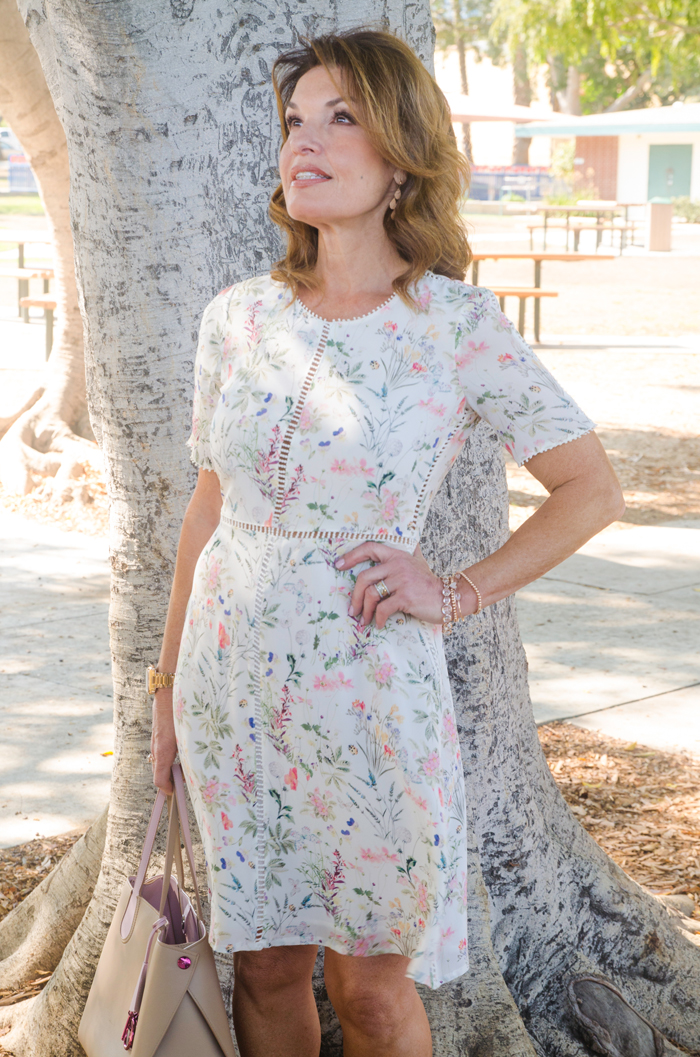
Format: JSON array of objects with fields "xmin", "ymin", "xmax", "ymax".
[{"xmin": 567, "ymin": 975, "xmax": 691, "ymax": 1057}]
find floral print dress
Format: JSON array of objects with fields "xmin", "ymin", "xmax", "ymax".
[{"xmin": 174, "ymin": 270, "xmax": 595, "ymax": 988}]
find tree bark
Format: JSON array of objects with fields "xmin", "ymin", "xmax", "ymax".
[
  {"xmin": 557, "ymin": 64, "xmax": 582, "ymax": 116},
  {"xmin": 604, "ymin": 67, "xmax": 653, "ymax": 113},
  {"xmin": 0, "ymin": 807, "xmax": 107, "ymax": 993},
  {"xmin": 453, "ymin": 2, "xmax": 472, "ymax": 162},
  {"xmin": 1, "ymin": 2, "xmax": 699, "ymax": 1056},
  {"xmin": 0, "ymin": 0, "xmax": 96, "ymax": 497},
  {"xmin": 511, "ymin": 41, "xmax": 531, "ymax": 166}
]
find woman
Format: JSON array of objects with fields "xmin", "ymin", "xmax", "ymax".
[{"xmin": 150, "ymin": 29, "xmax": 624, "ymax": 1057}]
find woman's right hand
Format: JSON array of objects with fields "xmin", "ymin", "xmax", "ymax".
[{"xmin": 150, "ymin": 688, "xmax": 178, "ymax": 794}]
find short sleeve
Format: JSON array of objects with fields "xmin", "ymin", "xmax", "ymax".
[
  {"xmin": 187, "ymin": 296, "xmax": 225, "ymax": 470},
  {"xmin": 455, "ymin": 289, "xmax": 596, "ymax": 466}
]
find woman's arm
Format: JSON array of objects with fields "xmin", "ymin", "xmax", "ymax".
[
  {"xmin": 150, "ymin": 468, "xmax": 222, "ymax": 792},
  {"xmin": 339, "ymin": 432, "xmax": 625, "ymax": 627}
]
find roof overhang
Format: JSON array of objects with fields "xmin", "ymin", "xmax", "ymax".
[
  {"xmin": 447, "ymin": 94, "xmax": 550, "ymax": 123},
  {"xmin": 516, "ymin": 104, "xmax": 700, "ymax": 137}
]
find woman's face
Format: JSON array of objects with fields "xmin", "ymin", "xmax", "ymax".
[{"xmin": 279, "ymin": 64, "xmax": 399, "ymax": 229}]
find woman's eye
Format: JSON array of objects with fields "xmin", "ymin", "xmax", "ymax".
[
  {"xmin": 285, "ymin": 115, "xmax": 301, "ymax": 129},
  {"xmin": 333, "ymin": 111, "xmax": 354, "ymax": 124}
]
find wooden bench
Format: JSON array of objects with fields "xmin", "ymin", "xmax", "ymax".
[
  {"xmin": 569, "ymin": 220, "xmax": 637, "ymax": 254},
  {"xmin": 490, "ymin": 288, "xmax": 558, "ymax": 338},
  {"xmin": 0, "ymin": 267, "xmax": 54, "ymax": 320},
  {"xmin": 19, "ymin": 295, "xmax": 57, "ymax": 359}
]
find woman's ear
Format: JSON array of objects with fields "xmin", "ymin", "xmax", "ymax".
[{"xmin": 393, "ymin": 169, "xmax": 407, "ymax": 186}]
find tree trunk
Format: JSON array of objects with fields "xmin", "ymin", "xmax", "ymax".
[
  {"xmin": 1, "ymin": 2, "xmax": 699, "ymax": 1056},
  {"xmin": 512, "ymin": 41, "xmax": 531, "ymax": 166},
  {"xmin": 0, "ymin": 0, "xmax": 96, "ymax": 497},
  {"xmin": 557, "ymin": 64, "xmax": 582, "ymax": 116},
  {"xmin": 454, "ymin": 10, "xmax": 472, "ymax": 162}
]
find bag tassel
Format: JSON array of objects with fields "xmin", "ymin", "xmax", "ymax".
[{"xmin": 121, "ymin": 916, "xmax": 168, "ymax": 1050}]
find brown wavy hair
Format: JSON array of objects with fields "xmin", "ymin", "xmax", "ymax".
[{"xmin": 269, "ymin": 29, "xmax": 471, "ymax": 306}]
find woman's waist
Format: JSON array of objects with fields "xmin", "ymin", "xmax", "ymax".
[{"xmin": 218, "ymin": 509, "xmax": 418, "ymax": 551}]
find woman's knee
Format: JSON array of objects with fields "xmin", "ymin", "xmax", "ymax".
[
  {"xmin": 324, "ymin": 951, "xmax": 415, "ymax": 1039},
  {"xmin": 234, "ymin": 944, "xmax": 317, "ymax": 1002}
]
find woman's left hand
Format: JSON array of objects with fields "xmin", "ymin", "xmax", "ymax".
[{"xmin": 336, "ymin": 541, "xmax": 443, "ymax": 629}]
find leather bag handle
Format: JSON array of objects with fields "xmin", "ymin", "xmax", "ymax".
[{"xmin": 121, "ymin": 763, "xmax": 203, "ymax": 940}]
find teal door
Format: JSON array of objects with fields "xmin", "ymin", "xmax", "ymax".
[{"xmin": 648, "ymin": 144, "xmax": 692, "ymax": 199}]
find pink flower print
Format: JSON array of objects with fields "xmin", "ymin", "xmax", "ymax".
[
  {"xmin": 174, "ymin": 690, "xmax": 185, "ymax": 722},
  {"xmin": 218, "ymin": 622, "xmax": 230, "ymax": 650},
  {"xmin": 351, "ymin": 936, "xmax": 373, "ymax": 957},
  {"xmin": 456, "ymin": 340, "xmax": 488, "ymax": 370},
  {"xmin": 351, "ymin": 699, "xmax": 366, "ymax": 712},
  {"xmin": 416, "ymin": 882, "xmax": 429, "ymax": 914},
  {"xmin": 419, "ymin": 395, "xmax": 447, "ymax": 418},
  {"xmin": 308, "ymin": 787, "xmax": 334, "ymax": 819},
  {"xmin": 331, "ymin": 458, "xmax": 351, "ymax": 475},
  {"xmin": 443, "ymin": 713, "xmax": 457, "ymax": 744},
  {"xmin": 369, "ymin": 654, "xmax": 396, "ymax": 688},
  {"xmin": 221, "ymin": 811, "xmax": 234, "ymax": 831},
  {"xmin": 416, "ymin": 287, "xmax": 432, "ymax": 312},
  {"xmin": 298, "ymin": 405, "xmax": 313, "ymax": 432},
  {"xmin": 313, "ymin": 674, "xmax": 333, "ymax": 692},
  {"xmin": 497, "ymin": 352, "xmax": 514, "ymax": 364},
  {"xmin": 380, "ymin": 490, "xmax": 399, "ymax": 523},
  {"xmin": 206, "ymin": 556, "xmax": 221, "ymax": 593},
  {"xmin": 203, "ymin": 779, "xmax": 222, "ymax": 804},
  {"xmin": 360, "ymin": 846, "xmax": 400, "ymax": 864},
  {"xmin": 410, "ymin": 361, "xmax": 427, "ymax": 373},
  {"xmin": 284, "ymin": 767, "xmax": 298, "ymax": 790},
  {"xmin": 384, "ymin": 320, "xmax": 397, "ymax": 332},
  {"xmin": 422, "ymin": 752, "xmax": 440, "ymax": 777}
]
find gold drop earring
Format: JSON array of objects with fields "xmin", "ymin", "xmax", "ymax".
[{"xmin": 389, "ymin": 175, "xmax": 405, "ymax": 217}]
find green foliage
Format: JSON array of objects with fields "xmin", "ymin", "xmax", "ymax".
[
  {"xmin": 431, "ymin": 0, "xmax": 494, "ymax": 56},
  {"xmin": 673, "ymin": 196, "xmax": 700, "ymax": 223},
  {"xmin": 488, "ymin": 0, "xmax": 700, "ymax": 113}
]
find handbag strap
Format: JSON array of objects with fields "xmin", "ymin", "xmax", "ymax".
[{"xmin": 120, "ymin": 763, "xmax": 203, "ymax": 940}]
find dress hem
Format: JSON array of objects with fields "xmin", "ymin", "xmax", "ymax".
[{"xmin": 211, "ymin": 933, "xmax": 469, "ymax": 990}]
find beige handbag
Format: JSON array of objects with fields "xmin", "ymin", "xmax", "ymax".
[{"xmin": 78, "ymin": 764, "xmax": 236, "ymax": 1057}]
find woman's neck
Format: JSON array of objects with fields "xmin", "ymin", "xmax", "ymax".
[{"xmin": 301, "ymin": 220, "xmax": 405, "ymax": 318}]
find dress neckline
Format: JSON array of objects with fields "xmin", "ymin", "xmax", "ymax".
[{"xmin": 296, "ymin": 290, "xmax": 398, "ymax": 324}]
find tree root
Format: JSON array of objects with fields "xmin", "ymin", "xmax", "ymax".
[
  {"xmin": 0, "ymin": 396, "xmax": 99, "ymax": 497},
  {"xmin": 0, "ymin": 390, "xmax": 44, "ymax": 445},
  {"xmin": 0, "ymin": 807, "xmax": 107, "ymax": 993}
]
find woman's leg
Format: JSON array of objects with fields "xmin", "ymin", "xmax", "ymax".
[
  {"xmin": 323, "ymin": 948, "xmax": 432, "ymax": 1057},
  {"xmin": 232, "ymin": 944, "xmax": 320, "ymax": 1057}
]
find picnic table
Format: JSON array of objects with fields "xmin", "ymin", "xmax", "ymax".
[
  {"xmin": 471, "ymin": 251, "xmax": 615, "ymax": 342},
  {"xmin": 0, "ymin": 227, "xmax": 52, "ymax": 316}
]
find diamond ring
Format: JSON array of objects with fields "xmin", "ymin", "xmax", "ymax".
[{"xmin": 375, "ymin": 579, "xmax": 391, "ymax": 600}]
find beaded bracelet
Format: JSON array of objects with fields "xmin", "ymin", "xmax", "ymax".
[
  {"xmin": 440, "ymin": 574, "xmax": 460, "ymax": 636},
  {"xmin": 441, "ymin": 571, "xmax": 483, "ymax": 635}
]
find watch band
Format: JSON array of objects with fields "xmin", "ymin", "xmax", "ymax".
[{"xmin": 147, "ymin": 665, "xmax": 175, "ymax": 695}]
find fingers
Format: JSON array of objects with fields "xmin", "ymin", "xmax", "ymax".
[
  {"xmin": 153, "ymin": 761, "xmax": 174, "ymax": 794},
  {"xmin": 335, "ymin": 540, "xmax": 394, "ymax": 571},
  {"xmin": 349, "ymin": 561, "xmax": 392, "ymax": 617}
]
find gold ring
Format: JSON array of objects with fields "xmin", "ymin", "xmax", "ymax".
[
  {"xmin": 147, "ymin": 751, "xmax": 156, "ymax": 764},
  {"xmin": 375, "ymin": 579, "xmax": 391, "ymax": 600}
]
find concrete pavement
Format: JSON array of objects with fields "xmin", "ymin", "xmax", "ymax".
[
  {"xmin": 518, "ymin": 520, "xmax": 700, "ymax": 753},
  {"xmin": 0, "ymin": 511, "xmax": 113, "ymax": 847}
]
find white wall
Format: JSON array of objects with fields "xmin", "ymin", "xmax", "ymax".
[
  {"xmin": 617, "ymin": 131, "xmax": 700, "ymax": 202},
  {"xmin": 434, "ymin": 49, "xmax": 554, "ymax": 168}
]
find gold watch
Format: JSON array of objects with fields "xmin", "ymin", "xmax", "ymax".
[{"xmin": 147, "ymin": 665, "xmax": 175, "ymax": 695}]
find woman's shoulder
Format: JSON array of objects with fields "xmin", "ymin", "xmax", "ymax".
[
  {"xmin": 204, "ymin": 272, "xmax": 287, "ymax": 317},
  {"xmin": 421, "ymin": 271, "xmax": 498, "ymax": 321}
]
